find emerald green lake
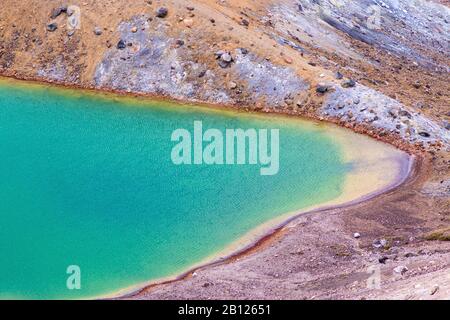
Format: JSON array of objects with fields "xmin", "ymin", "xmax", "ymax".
[{"xmin": 0, "ymin": 81, "xmax": 349, "ymax": 299}]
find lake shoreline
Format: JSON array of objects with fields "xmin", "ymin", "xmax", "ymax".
[
  {"xmin": 109, "ymin": 149, "xmax": 415, "ymax": 300},
  {"xmin": 0, "ymin": 75, "xmax": 415, "ymax": 300}
]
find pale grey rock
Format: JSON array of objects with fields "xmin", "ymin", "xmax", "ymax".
[
  {"xmin": 394, "ymin": 265, "xmax": 408, "ymax": 275},
  {"xmin": 320, "ymin": 84, "xmax": 450, "ymax": 149},
  {"xmin": 233, "ymin": 49, "xmax": 309, "ymax": 107}
]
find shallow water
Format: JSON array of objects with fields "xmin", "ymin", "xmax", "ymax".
[{"xmin": 0, "ymin": 81, "xmax": 351, "ymax": 299}]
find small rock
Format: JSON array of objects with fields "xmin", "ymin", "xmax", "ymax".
[
  {"xmin": 335, "ymin": 71, "xmax": 343, "ymax": 79},
  {"xmin": 419, "ymin": 131, "xmax": 431, "ymax": 138},
  {"xmin": 348, "ymin": 111, "xmax": 354, "ymax": 119},
  {"xmin": 430, "ymin": 285, "xmax": 439, "ymax": 296},
  {"xmin": 239, "ymin": 48, "xmax": 249, "ymax": 55},
  {"xmin": 342, "ymin": 79, "xmax": 356, "ymax": 88},
  {"xmin": 316, "ymin": 83, "xmax": 329, "ymax": 94},
  {"xmin": 214, "ymin": 50, "xmax": 225, "ymax": 59},
  {"xmin": 353, "ymin": 233, "xmax": 361, "ymax": 239},
  {"xmin": 393, "ymin": 265, "xmax": 408, "ymax": 275},
  {"xmin": 117, "ymin": 39, "xmax": 126, "ymax": 50},
  {"xmin": 399, "ymin": 110, "xmax": 412, "ymax": 119},
  {"xmin": 228, "ymin": 81, "xmax": 237, "ymax": 90},
  {"xmin": 373, "ymin": 239, "xmax": 388, "ymax": 248},
  {"xmin": 221, "ymin": 52, "xmax": 233, "ymax": 63},
  {"xmin": 388, "ymin": 110, "xmax": 397, "ymax": 118},
  {"xmin": 156, "ymin": 7, "xmax": 168, "ymax": 18},
  {"xmin": 218, "ymin": 61, "xmax": 230, "ymax": 68},
  {"xmin": 175, "ymin": 39, "xmax": 185, "ymax": 47},
  {"xmin": 216, "ymin": 51, "xmax": 233, "ymax": 68},
  {"xmin": 50, "ymin": 6, "xmax": 68, "ymax": 19},
  {"xmin": 442, "ymin": 121, "xmax": 450, "ymax": 130},
  {"xmin": 379, "ymin": 256, "xmax": 389, "ymax": 264},
  {"xmin": 240, "ymin": 19, "xmax": 250, "ymax": 27},
  {"xmin": 131, "ymin": 26, "xmax": 138, "ymax": 33},
  {"xmin": 283, "ymin": 56, "xmax": 293, "ymax": 64},
  {"xmin": 94, "ymin": 27, "xmax": 102, "ymax": 36},
  {"xmin": 47, "ymin": 23, "xmax": 58, "ymax": 32}
]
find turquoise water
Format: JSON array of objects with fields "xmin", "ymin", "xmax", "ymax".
[{"xmin": 0, "ymin": 81, "xmax": 348, "ymax": 299}]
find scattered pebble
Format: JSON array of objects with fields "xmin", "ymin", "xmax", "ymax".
[
  {"xmin": 316, "ymin": 83, "xmax": 329, "ymax": 94},
  {"xmin": 240, "ymin": 19, "xmax": 250, "ymax": 27},
  {"xmin": 239, "ymin": 48, "xmax": 249, "ymax": 55},
  {"xmin": 379, "ymin": 256, "xmax": 389, "ymax": 264},
  {"xmin": 117, "ymin": 39, "xmax": 126, "ymax": 50},
  {"xmin": 283, "ymin": 56, "xmax": 293, "ymax": 64},
  {"xmin": 50, "ymin": 6, "xmax": 68, "ymax": 19},
  {"xmin": 228, "ymin": 81, "xmax": 237, "ymax": 90},
  {"xmin": 373, "ymin": 239, "xmax": 388, "ymax": 248},
  {"xmin": 342, "ymin": 79, "xmax": 356, "ymax": 88},
  {"xmin": 430, "ymin": 285, "xmax": 439, "ymax": 295},
  {"xmin": 175, "ymin": 39, "xmax": 185, "ymax": 47},
  {"xmin": 46, "ymin": 23, "xmax": 58, "ymax": 32},
  {"xmin": 215, "ymin": 51, "xmax": 234, "ymax": 68},
  {"xmin": 393, "ymin": 265, "xmax": 408, "ymax": 275},
  {"xmin": 442, "ymin": 120, "xmax": 450, "ymax": 130},
  {"xmin": 156, "ymin": 7, "xmax": 168, "ymax": 18},
  {"xmin": 94, "ymin": 27, "xmax": 102, "ymax": 36},
  {"xmin": 221, "ymin": 52, "xmax": 233, "ymax": 63}
]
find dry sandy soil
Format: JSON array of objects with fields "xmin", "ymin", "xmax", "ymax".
[{"xmin": 0, "ymin": 0, "xmax": 449, "ymax": 300}]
